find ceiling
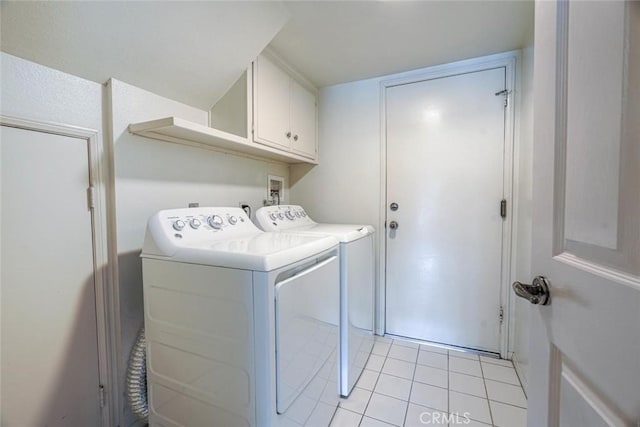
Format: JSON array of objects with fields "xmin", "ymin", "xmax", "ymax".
[
  {"xmin": 1, "ymin": 1, "xmax": 534, "ymax": 110},
  {"xmin": 271, "ymin": 0, "xmax": 534, "ymax": 87},
  {"xmin": 0, "ymin": 1, "xmax": 290, "ymax": 109}
]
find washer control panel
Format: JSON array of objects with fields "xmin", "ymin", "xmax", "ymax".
[
  {"xmin": 255, "ymin": 205, "xmax": 316, "ymax": 231},
  {"xmin": 147, "ymin": 207, "xmax": 258, "ymax": 245}
]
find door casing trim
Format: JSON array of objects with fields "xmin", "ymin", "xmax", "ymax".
[
  {"xmin": 0, "ymin": 114, "xmax": 117, "ymax": 427},
  {"xmin": 378, "ymin": 51, "xmax": 520, "ymax": 359}
]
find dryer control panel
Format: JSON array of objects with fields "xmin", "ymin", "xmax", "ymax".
[{"xmin": 255, "ymin": 205, "xmax": 316, "ymax": 230}]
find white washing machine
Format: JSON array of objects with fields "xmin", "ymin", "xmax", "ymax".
[
  {"xmin": 141, "ymin": 207, "xmax": 341, "ymax": 426},
  {"xmin": 255, "ymin": 205, "xmax": 375, "ymax": 397}
]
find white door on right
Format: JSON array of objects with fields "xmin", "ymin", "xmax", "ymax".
[
  {"xmin": 527, "ymin": 1, "xmax": 639, "ymax": 426},
  {"xmin": 385, "ymin": 66, "xmax": 507, "ymax": 353}
]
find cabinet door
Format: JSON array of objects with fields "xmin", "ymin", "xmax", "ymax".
[
  {"xmin": 254, "ymin": 55, "xmax": 291, "ymax": 149},
  {"xmin": 290, "ymin": 80, "xmax": 317, "ymax": 159}
]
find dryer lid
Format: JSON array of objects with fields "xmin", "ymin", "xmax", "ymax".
[
  {"xmin": 285, "ymin": 223, "xmax": 375, "ymax": 243},
  {"xmin": 255, "ymin": 205, "xmax": 374, "ymax": 242}
]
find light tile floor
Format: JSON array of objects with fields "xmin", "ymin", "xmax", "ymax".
[{"xmin": 330, "ymin": 336, "xmax": 527, "ymax": 427}]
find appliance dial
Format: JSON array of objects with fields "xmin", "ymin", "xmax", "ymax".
[
  {"xmin": 207, "ymin": 215, "xmax": 223, "ymax": 229},
  {"xmin": 228, "ymin": 216, "xmax": 238, "ymax": 225},
  {"xmin": 285, "ymin": 210, "xmax": 295, "ymax": 220},
  {"xmin": 277, "ymin": 212, "xmax": 285, "ymax": 220},
  {"xmin": 301, "ymin": 211, "xmax": 307, "ymax": 217},
  {"xmin": 295, "ymin": 211, "xmax": 301, "ymax": 218},
  {"xmin": 269, "ymin": 212, "xmax": 277, "ymax": 221},
  {"xmin": 189, "ymin": 218, "xmax": 202, "ymax": 229},
  {"xmin": 173, "ymin": 220, "xmax": 186, "ymax": 231}
]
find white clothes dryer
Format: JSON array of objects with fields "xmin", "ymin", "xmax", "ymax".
[
  {"xmin": 141, "ymin": 207, "xmax": 341, "ymax": 426},
  {"xmin": 255, "ymin": 205, "xmax": 375, "ymax": 397}
]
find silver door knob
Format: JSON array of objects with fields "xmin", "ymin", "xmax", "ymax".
[
  {"xmin": 286, "ymin": 131, "xmax": 292, "ymax": 138},
  {"xmin": 512, "ymin": 276, "xmax": 551, "ymax": 305},
  {"xmin": 389, "ymin": 221, "xmax": 399, "ymax": 230},
  {"xmin": 293, "ymin": 134, "xmax": 299, "ymax": 141}
]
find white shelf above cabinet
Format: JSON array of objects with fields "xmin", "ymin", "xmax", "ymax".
[{"xmin": 128, "ymin": 117, "xmax": 318, "ymax": 165}]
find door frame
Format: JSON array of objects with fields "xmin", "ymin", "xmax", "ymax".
[
  {"xmin": 1, "ymin": 115, "xmax": 118, "ymax": 427},
  {"xmin": 378, "ymin": 51, "xmax": 520, "ymax": 358}
]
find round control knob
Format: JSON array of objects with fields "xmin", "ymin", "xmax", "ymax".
[
  {"xmin": 228, "ymin": 216, "xmax": 238, "ymax": 225},
  {"xmin": 173, "ymin": 220, "xmax": 186, "ymax": 231},
  {"xmin": 207, "ymin": 215, "xmax": 223, "ymax": 229},
  {"xmin": 189, "ymin": 218, "xmax": 201, "ymax": 229},
  {"xmin": 285, "ymin": 210, "xmax": 295, "ymax": 220},
  {"xmin": 295, "ymin": 211, "xmax": 301, "ymax": 218},
  {"xmin": 301, "ymin": 211, "xmax": 307, "ymax": 217},
  {"xmin": 277, "ymin": 213, "xmax": 284, "ymax": 220},
  {"xmin": 269, "ymin": 212, "xmax": 277, "ymax": 221}
]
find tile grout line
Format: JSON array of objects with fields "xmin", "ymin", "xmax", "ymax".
[
  {"xmin": 447, "ymin": 350, "xmax": 451, "ymax": 417},
  {"xmin": 480, "ymin": 377, "xmax": 522, "ymax": 387},
  {"xmin": 359, "ymin": 338, "xmax": 395, "ymax": 426},
  {"xmin": 487, "ymin": 398, "xmax": 528, "ymax": 410},
  {"xmin": 336, "ymin": 339, "xmax": 388, "ymax": 426},
  {"xmin": 372, "ymin": 338, "xmax": 526, "ymax": 425},
  {"xmin": 402, "ymin": 341, "xmax": 419, "ymax": 427},
  {"xmin": 478, "ymin": 358, "xmax": 495, "ymax": 427},
  {"xmin": 505, "ymin": 359, "xmax": 529, "ymax": 401},
  {"xmin": 365, "ymin": 364, "xmax": 527, "ymax": 411},
  {"xmin": 478, "ymin": 361, "xmax": 524, "ymax": 386},
  {"xmin": 359, "ymin": 344, "xmax": 387, "ymax": 426}
]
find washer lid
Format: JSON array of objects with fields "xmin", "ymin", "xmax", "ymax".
[{"xmin": 141, "ymin": 207, "xmax": 338, "ymax": 271}]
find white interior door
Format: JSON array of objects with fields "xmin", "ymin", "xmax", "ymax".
[
  {"xmin": 1, "ymin": 126, "xmax": 102, "ymax": 426},
  {"xmin": 385, "ymin": 67, "xmax": 507, "ymax": 353},
  {"xmin": 527, "ymin": 1, "xmax": 640, "ymax": 425}
]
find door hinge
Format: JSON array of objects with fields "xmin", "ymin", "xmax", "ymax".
[
  {"xmin": 98, "ymin": 384, "xmax": 106, "ymax": 408},
  {"xmin": 500, "ymin": 199, "xmax": 507, "ymax": 219},
  {"xmin": 499, "ymin": 306, "xmax": 504, "ymax": 324},
  {"xmin": 495, "ymin": 89, "xmax": 511, "ymax": 107},
  {"xmin": 87, "ymin": 186, "xmax": 95, "ymax": 211}
]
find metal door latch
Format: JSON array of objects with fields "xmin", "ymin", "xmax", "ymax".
[
  {"xmin": 512, "ymin": 276, "xmax": 551, "ymax": 305},
  {"xmin": 495, "ymin": 89, "xmax": 511, "ymax": 107}
]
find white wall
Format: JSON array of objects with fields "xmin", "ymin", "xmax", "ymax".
[
  {"xmin": 291, "ymin": 78, "xmax": 381, "ymax": 227},
  {"xmin": 291, "ymin": 52, "xmax": 534, "ymax": 354},
  {"xmin": 1, "ymin": 53, "xmax": 102, "ymax": 128},
  {"xmin": 109, "ymin": 79, "xmax": 290, "ymax": 426},
  {"xmin": 512, "ymin": 45, "xmax": 534, "ymax": 392},
  {"xmin": 1, "ymin": 52, "xmax": 109, "ymax": 420}
]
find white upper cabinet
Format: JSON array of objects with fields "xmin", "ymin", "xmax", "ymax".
[
  {"xmin": 290, "ymin": 79, "xmax": 317, "ymax": 158},
  {"xmin": 253, "ymin": 54, "xmax": 317, "ymax": 160},
  {"xmin": 128, "ymin": 54, "xmax": 318, "ymax": 164},
  {"xmin": 254, "ymin": 54, "xmax": 292, "ymax": 149}
]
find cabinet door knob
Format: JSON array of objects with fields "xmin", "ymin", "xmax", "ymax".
[
  {"xmin": 286, "ymin": 131, "xmax": 292, "ymax": 138},
  {"xmin": 293, "ymin": 135, "xmax": 299, "ymax": 141}
]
